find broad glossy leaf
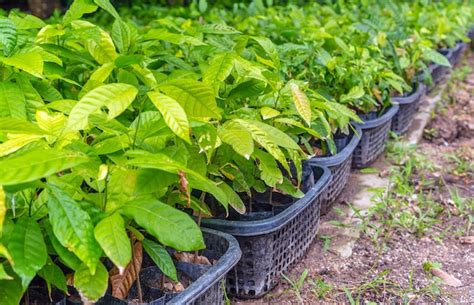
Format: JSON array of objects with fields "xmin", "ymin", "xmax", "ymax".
[
  {"xmin": 0, "ymin": 52, "xmax": 43, "ymax": 77},
  {"xmin": 121, "ymin": 199, "xmax": 204, "ymax": 251},
  {"xmin": 8, "ymin": 217, "xmax": 47, "ymax": 288},
  {"xmin": 0, "ymin": 118, "xmax": 45, "ymax": 134},
  {"xmin": 106, "ymin": 166, "xmax": 138, "ymax": 212},
  {"xmin": 44, "ymin": 222, "xmax": 82, "ymax": 270},
  {"xmin": 250, "ymin": 36, "xmax": 280, "ymax": 69},
  {"xmin": 203, "ymin": 52, "xmax": 236, "ymax": 93},
  {"xmin": 233, "ymin": 119, "xmax": 287, "ymax": 167},
  {"xmin": 0, "ymin": 81, "xmax": 26, "ymax": 119},
  {"xmin": 36, "ymin": 110, "xmax": 65, "ymax": 136},
  {"xmin": 217, "ymin": 182, "xmax": 245, "ymax": 214},
  {"xmin": 74, "ymin": 262, "xmax": 108, "ymax": 302},
  {"xmin": 112, "ymin": 20, "xmax": 132, "ymax": 53},
  {"xmin": 148, "ymin": 91, "xmax": 190, "ymax": 143},
  {"xmin": 0, "ymin": 19, "xmax": 17, "ymax": 56},
  {"xmin": 47, "ymin": 185, "xmax": 102, "ymax": 274},
  {"xmin": 218, "ymin": 121, "xmax": 254, "ymax": 159},
  {"xmin": 157, "ymin": 79, "xmax": 220, "ymax": 119},
  {"xmin": 10, "ymin": 13, "xmax": 45, "ymax": 30},
  {"xmin": 67, "ymin": 83, "xmax": 138, "ymax": 131},
  {"xmin": 0, "ymin": 263, "xmax": 12, "ymax": 280},
  {"xmin": 94, "ymin": 0, "xmax": 120, "ymax": 19},
  {"xmin": 142, "ymin": 239, "xmax": 177, "ymax": 281},
  {"xmin": 144, "ymin": 29, "xmax": 205, "ymax": 46},
  {"xmin": 0, "ymin": 266, "xmax": 23, "ymax": 305},
  {"xmin": 0, "ymin": 134, "xmax": 44, "ymax": 157},
  {"xmin": 63, "ymin": 0, "xmax": 98, "ymax": 24},
  {"xmin": 94, "ymin": 213, "xmax": 131, "ymax": 272},
  {"xmin": 14, "ymin": 73, "xmax": 44, "ymax": 121},
  {"xmin": 253, "ymin": 150, "xmax": 283, "ymax": 187},
  {"xmin": 290, "ymin": 83, "xmax": 312, "ymax": 126},
  {"xmin": 38, "ymin": 256, "xmax": 67, "ymax": 293},
  {"xmin": 0, "ymin": 150, "xmax": 89, "ymax": 185},
  {"xmin": 424, "ymin": 48, "xmax": 451, "ymax": 67}
]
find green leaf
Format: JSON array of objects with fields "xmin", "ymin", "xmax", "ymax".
[
  {"xmin": 340, "ymin": 86, "xmax": 365, "ymax": 103},
  {"xmin": 94, "ymin": 213, "xmax": 131, "ymax": 272},
  {"xmin": 74, "ymin": 261, "xmax": 108, "ymax": 302},
  {"xmin": 67, "ymin": 83, "xmax": 138, "ymax": 131},
  {"xmin": 14, "ymin": 73, "xmax": 45, "ymax": 121},
  {"xmin": 253, "ymin": 149, "xmax": 283, "ymax": 187},
  {"xmin": 9, "ymin": 13, "xmax": 45, "ymax": 30},
  {"xmin": 424, "ymin": 48, "xmax": 451, "ymax": 67},
  {"xmin": 0, "ymin": 134, "xmax": 44, "ymax": 157},
  {"xmin": 218, "ymin": 121, "xmax": 254, "ymax": 159},
  {"xmin": 148, "ymin": 91, "xmax": 190, "ymax": 143},
  {"xmin": 144, "ymin": 29, "xmax": 205, "ymax": 46},
  {"xmin": 0, "ymin": 18, "xmax": 17, "ymax": 56},
  {"xmin": 63, "ymin": 0, "xmax": 98, "ymax": 24},
  {"xmin": 142, "ymin": 239, "xmax": 177, "ymax": 281},
  {"xmin": 0, "ymin": 81, "xmax": 26, "ymax": 119},
  {"xmin": 121, "ymin": 199, "xmax": 204, "ymax": 251},
  {"xmin": 0, "ymin": 52, "xmax": 43, "ymax": 77},
  {"xmin": 112, "ymin": 20, "xmax": 132, "ymax": 53},
  {"xmin": 0, "ymin": 150, "xmax": 89, "ymax": 186},
  {"xmin": 8, "ymin": 217, "xmax": 47, "ymax": 288},
  {"xmin": 45, "ymin": 221, "xmax": 82, "ymax": 270},
  {"xmin": 0, "ymin": 265, "xmax": 23, "ymax": 305},
  {"xmin": 260, "ymin": 107, "xmax": 280, "ymax": 120},
  {"xmin": 217, "ymin": 182, "xmax": 245, "ymax": 214},
  {"xmin": 38, "ymin": 256, "xmax": 67, "ymax": 294},
  {"xmin": 157, "ymin": 79, "xmax": 220, "ymax": 119},
  {"xmin": 106, "ymin": 166, "xmax": 138, "ymax": 212},
  {"xmin": 47, "ymin": 185, "xmax": 102, "ymax": 274},
  {"xmin": 0, "ymin": 117, "xmax": 47, "ymax": 135},
  {"xmin": 0, "ymin": 263, "xmax": 12, "ymax": 280},
  {"xmin": 250, "ymin": 36, "xmax": 280, "ymax": 69},
  {"xmin": 94, "ymin": 0, "xmax": 120, "ymax": 20},
  {"xmin": 203, "ymin": 52, "xmax": 236, "ymax": 94},
  {"xmin": 290, "ymin": 83, "xmax": 312, "ymax": 126}
]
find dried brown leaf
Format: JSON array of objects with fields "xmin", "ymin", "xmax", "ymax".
[
  {"xmin": 430, "ymin": 268, "xmax": 462, "ymax": 287},
  {"xmin": 459, "ymin": 236, "xmax": 474, "ymax": 244},
  {"xmin": 110, "ymin": 241, "xmax": 143, "ymax": 299},
  {"xmin": 173, "ymin": 252, "xmax": 211, "ymax": 265}
]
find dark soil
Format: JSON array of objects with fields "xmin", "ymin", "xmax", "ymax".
[{"xmin": 233, "ymin": 52, "xmax": 474, "ymax": 304}]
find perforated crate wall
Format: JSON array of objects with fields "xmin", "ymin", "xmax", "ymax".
[
  {"xmin": 391, "ymin": 82, "xmax": 426, "ymax": 135},
  {"xmin": 226, "ymin": 193, "xmax": 323, "ymax": 298},
  {"xmin": 353, "ymin": 120, "xmax": 392, "ymax": 169},
  {"xmin": 321, "ymin": 154, "xmax": 353, "ymax": 214}
]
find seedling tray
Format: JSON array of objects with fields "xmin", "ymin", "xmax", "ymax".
[
  {"xmin": 201, "ymin": 166, "xmax": 331, "ymax": 298},
  {"xmin": 307, "ymin": 126, "xmax": 362, "ymax": 214},
  {"xmin": 391, "ymin": 82, "xmax": 426, "ymax": 135},
  {"xmin": 352, "ymin": 105, "xmax": 399, "ymax": 168}
]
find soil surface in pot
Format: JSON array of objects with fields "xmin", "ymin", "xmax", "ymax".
[{"xmin": 233, "ymin": 52, "xmax": 474, "ymax": 304}]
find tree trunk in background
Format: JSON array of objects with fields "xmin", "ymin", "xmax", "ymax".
[{"xmin": 28, "ymin": 0, "xmax": 61, "ymax": 18}]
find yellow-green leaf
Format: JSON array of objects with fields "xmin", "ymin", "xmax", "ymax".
[
  {"xmin": 147, "ymin": 91, "xmax": 190, "ymax": 143},
  {"xmin": 290, "ymin": 83, "xmax": 312, "ymax": 126}
]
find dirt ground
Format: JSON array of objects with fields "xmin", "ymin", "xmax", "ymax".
[{"xmin": 233, "ymin": 52, "xmax": 474, "ymax": 304}]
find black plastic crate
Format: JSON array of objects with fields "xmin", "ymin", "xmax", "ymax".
[
  {"xmin": 391, "ymin": 82, "xmax": 426, "ymax": 135},
  {"xmin": 352, "ymin": 105, "xmax": 399, "ymax": 169},
  {"xmin": 201, "ymin": 166, "xmax": 331, "ymax": 298},
  {"xmin": 67, "ymin": 229, "xmax": 241, "ymax": 305},
  {"xmin": 307, "ymin": 126, "xmax": 362, "ymax": 214}
]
